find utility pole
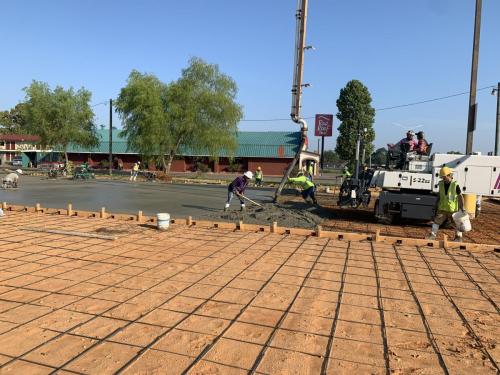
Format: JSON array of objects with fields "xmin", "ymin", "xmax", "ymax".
[
  {"xmin": 109, "ymin": 99, "xmax": 113, "ymax": 176},
  {"xmin": 495, "ymin": 82, "xmax": 500, "ymax": 156},
  {"xmin": 466, "ymin": 0, "xmax": 482, "ymax": 154}
]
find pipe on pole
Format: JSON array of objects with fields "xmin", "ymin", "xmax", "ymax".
[
  {"xmin": 466, "ymin": 0, "xmax": 482, "ymax": 154},
  {"xmin": 274, "ymin": 0, "xmax": 309, "ymax": 202}
]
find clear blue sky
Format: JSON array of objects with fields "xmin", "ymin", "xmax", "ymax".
[{"xmin": 1, "ymin": 0, "xmax": 499, "ymax": 154}]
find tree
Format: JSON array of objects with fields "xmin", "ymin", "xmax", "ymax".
[
  {"xmin": 322, "ymin": 150, "xmax": 343, "ymax": 167},
  {"xmin": 22, "ymin": 81, "xmax": 98, "ymax": 163},
  {"xmin": 335, "ymin": 80, "xmax": 375, "ymax": 170},
  {"xmin": 116, "ymin": 57, "xmax": 243, "ymax": 172},
  {"xmin": 0, "ymin": 103, "xmax": 28, "ymax": 134},
  {"xmin": 371, "ymin": 147, "xmax": 388, "ymax": 166}
]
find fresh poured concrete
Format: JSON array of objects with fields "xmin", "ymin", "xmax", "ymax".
[{"xmin": 0, "ymin": 176, "xmax": 274, "ymax": 218}]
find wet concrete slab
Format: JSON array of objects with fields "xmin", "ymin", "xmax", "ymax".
[{"xmin": 0, "ymin": 176, "xmax": 274, "ymax": 218}]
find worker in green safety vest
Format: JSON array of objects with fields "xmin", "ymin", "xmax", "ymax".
[
  {"xmin": 255, "ymin": 166, "xmax": 263, "ymax": 187},
  {"xmin": 287, "ymin": 171, "xmax": 318, "ymax": 205},
  {"xmin": 342, "ymin": 166, "xmax": 351, "ymax": 178},
  {"xmin": 427, "ymin": 166, "xmax": 465, "ymax": 242}
]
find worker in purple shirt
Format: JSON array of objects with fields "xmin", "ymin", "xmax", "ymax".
[
  {"xmin": 225, "ymin": 171, "xmax": 253, "ymax": 211},
  {"xmin": 387, "ymin": 130, "xmax": 418, "ymax": 169}
]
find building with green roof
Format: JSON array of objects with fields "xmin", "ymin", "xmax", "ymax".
[{"xmin": 66, "ymin": 129, "xmax": 304, "ymax": 175}]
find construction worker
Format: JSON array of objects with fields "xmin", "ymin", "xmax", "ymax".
[
  {"xmin": 225, "ymin": 171, "xmax": 253, "ymax": 211},
  {"xmin": 287, "ymin": 171, "xmax": 317, "ymax": 205},
  {"xmin": 342, "ymin": 166, "xmax": 351, "ymax": 179},
  {"xmin": 388, "ymin": 130, "xmax": 418, "ymax": 169},
  {"xmin": 306, "ymin": 160, "xmax": 314, "ymax": 181},
  {"xmin": 130, "ymin": 161, "xmax": 140, "ymax": 181},
  {"xmin": 427, "ymin": 166, "xmax": 465, "ymax": 242},
  {"xmin": 416, "ymin": 131, "xmax": 429, "ymax": 155},
  {"xmin": 2, "ymin": 169, "xmax": 22, "ymax": 188},
  {"xmin": 255, "ymin": 166, "xmax": 263, "ymax": 187}
]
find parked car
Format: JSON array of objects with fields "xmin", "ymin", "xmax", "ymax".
[{"xmin": 11, "ymin": 156, "xmax": 23, "ymax": 167}]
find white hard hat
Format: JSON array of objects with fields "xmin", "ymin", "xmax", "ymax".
[
  {"xmin": 243, "ymin": 171, "xmax": 253, "ymax": 179},
  {"xmin": 16, "ymin": 169, "xmax": 23, "ymax": 174}
]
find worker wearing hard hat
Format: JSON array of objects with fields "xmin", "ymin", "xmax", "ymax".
[
  {"xmin": 255, "ymin": 166, "xmax": 263, "ymax": 187},
  {"xmin": 2, "ymin": 169, "xmax": 23, "ymax": 188},
  {"xmin": 287, "ymin": 171, "xmax": 318, "ymax": 205},
  {"xmin": 225, "ymin": 171, "xmax": 253, "ymax": 211},
  {"xmin": 130, "ymin": 161, "xmax": 140, "ymax": 181},
  {"xmin": 427, "ymin": 166, "xmax": 465, "ymax": 241}
]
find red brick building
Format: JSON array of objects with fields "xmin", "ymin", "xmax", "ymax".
[{"xmin": 66, "ymin": 130, "xmax": 319, "ymax": 176}]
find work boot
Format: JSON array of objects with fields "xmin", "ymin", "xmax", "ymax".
[
  {"xmin": 224, "ymin": 204, "xmax": 229, "ymax": 212},
  {"xmin": 454, "ymin": 235, "xmax": 463, "ymax": 243},
  {"xmin": 240, "ymin": 205, "xmax": 246, "ymax": 212},
  {"xmin": 427, "ymin": 233, "xmax": 437, "ymax": 241}
]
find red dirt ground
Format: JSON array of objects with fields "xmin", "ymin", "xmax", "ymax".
[{"xmin": 0, "ymin": 211, "xmax": 498, "ymax": 374}]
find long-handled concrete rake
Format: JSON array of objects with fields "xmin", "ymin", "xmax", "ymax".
[{"xmin": 239, "ymin": 194, "xmax": 264, "ymax": 208}]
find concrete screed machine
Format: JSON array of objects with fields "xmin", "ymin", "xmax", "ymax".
[{"xmin": 339, "ymin": 152, "xmax": 500, "ymax": 224}]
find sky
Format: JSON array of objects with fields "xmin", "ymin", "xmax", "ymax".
[{"xmin": 1, "ymin": 0, "xmax": 499, "ymax": 154}]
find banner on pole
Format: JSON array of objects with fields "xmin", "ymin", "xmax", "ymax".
[{"xmin": 314, "ymin": 114, "xmax": 333, "ymax": 137}]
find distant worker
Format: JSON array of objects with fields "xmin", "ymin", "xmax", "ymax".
[
  {"xmin": 225, "ymin": 171, "xmax": 253, "ymax": 211},
  {"xmin": 416, "ymin": 131, "xmax": 429, "ymax": 155},
  {"xmin": 427, "ymin": 166, "xmax": 465, "ymax": 242},
  {"xmin": 130, "ymin": 162, "xmax": 140, "ymax": 181},
  {"xmin": 2, "ymin": 169, "xmax": 22, "ymax": 188},
  {"xmin": 342, "ymin": 166, "xmax": 351, "ymax": 179},
  {"xmin": 287, "ymin": 171, "xmax": 317, "ymax": 205},
  {"xmin": 255, "ymin": 166, "xmax": 263, "ymax": 187},
  {"xmin": 306, "ymin": 161, "xmax": 314, "ymax": 181}
]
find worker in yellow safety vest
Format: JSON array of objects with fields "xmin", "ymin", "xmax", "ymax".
[
  {"xmin": 427, "ymin": 166, "xmax": 465, "ymax": 242},
  {"xmin": 287, "ymin": 171, "xmax": 317, "ymax": 205},
  {"xmin": 255, "ymin": 166, "xmax": 263, "ymax": 187},
  {"xmin": 130, "ymin": 161, "xmax": 140, "ymax": 181}
]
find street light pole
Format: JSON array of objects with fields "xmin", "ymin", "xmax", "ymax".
[
  {"xmin": 495, "ymin": 82, "xmax": 500, "ymax": 156},
  {"xmin": 466, "ymin": 0, "xmax": 482, "ymax": 154}
]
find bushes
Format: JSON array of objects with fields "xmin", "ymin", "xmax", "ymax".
[
  {"xmin": 227, "ymin": 161, "xmax": 241, "ymax": 173},
  {"xmin": 195, "ymin": 162, "xmax": 210, "ymax": 173}
]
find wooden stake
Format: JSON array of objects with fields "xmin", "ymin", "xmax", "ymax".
[
  {"xmin": 67, "ymin": 203, "xmax": 73, "ymax": 216},
  {"xmin": 316, "ymin": 225, "xmax": 323, "ymax": 238},
  {"xmin": 271, "ymin": 221, "xmax": 278, "ymax": 233},
  {"xmin": 100, "ymin": 207, "xmax": 106, "ymax": 219},
  {"xmin": 137, "ymin": 210, "xmax": 143, "ymax": 222}
]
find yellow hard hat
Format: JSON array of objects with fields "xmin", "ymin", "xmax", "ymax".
[{"xmin": 439, "ymin": 166, "xmax": 453, "ymax": 177}]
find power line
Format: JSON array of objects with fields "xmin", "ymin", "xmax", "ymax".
[
  {"xmin": 91, "ymin": 84, "xmax": 496, "ymax": 122},
  {"xmin": 375, "ymin": 85, "xmax": 494, "ymax": 111}
]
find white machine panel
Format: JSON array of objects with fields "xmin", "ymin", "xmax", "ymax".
[
  {"xmin": 408, "ymin": 161, "xmax": 430, "ymax": 172},
  {"xmin": 376, "ymin": 171, "xmax": 433, "ymax": 190},
  {"xmin": 430, "ymin": 154, "xmax": 500, "ymax": 196}
]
